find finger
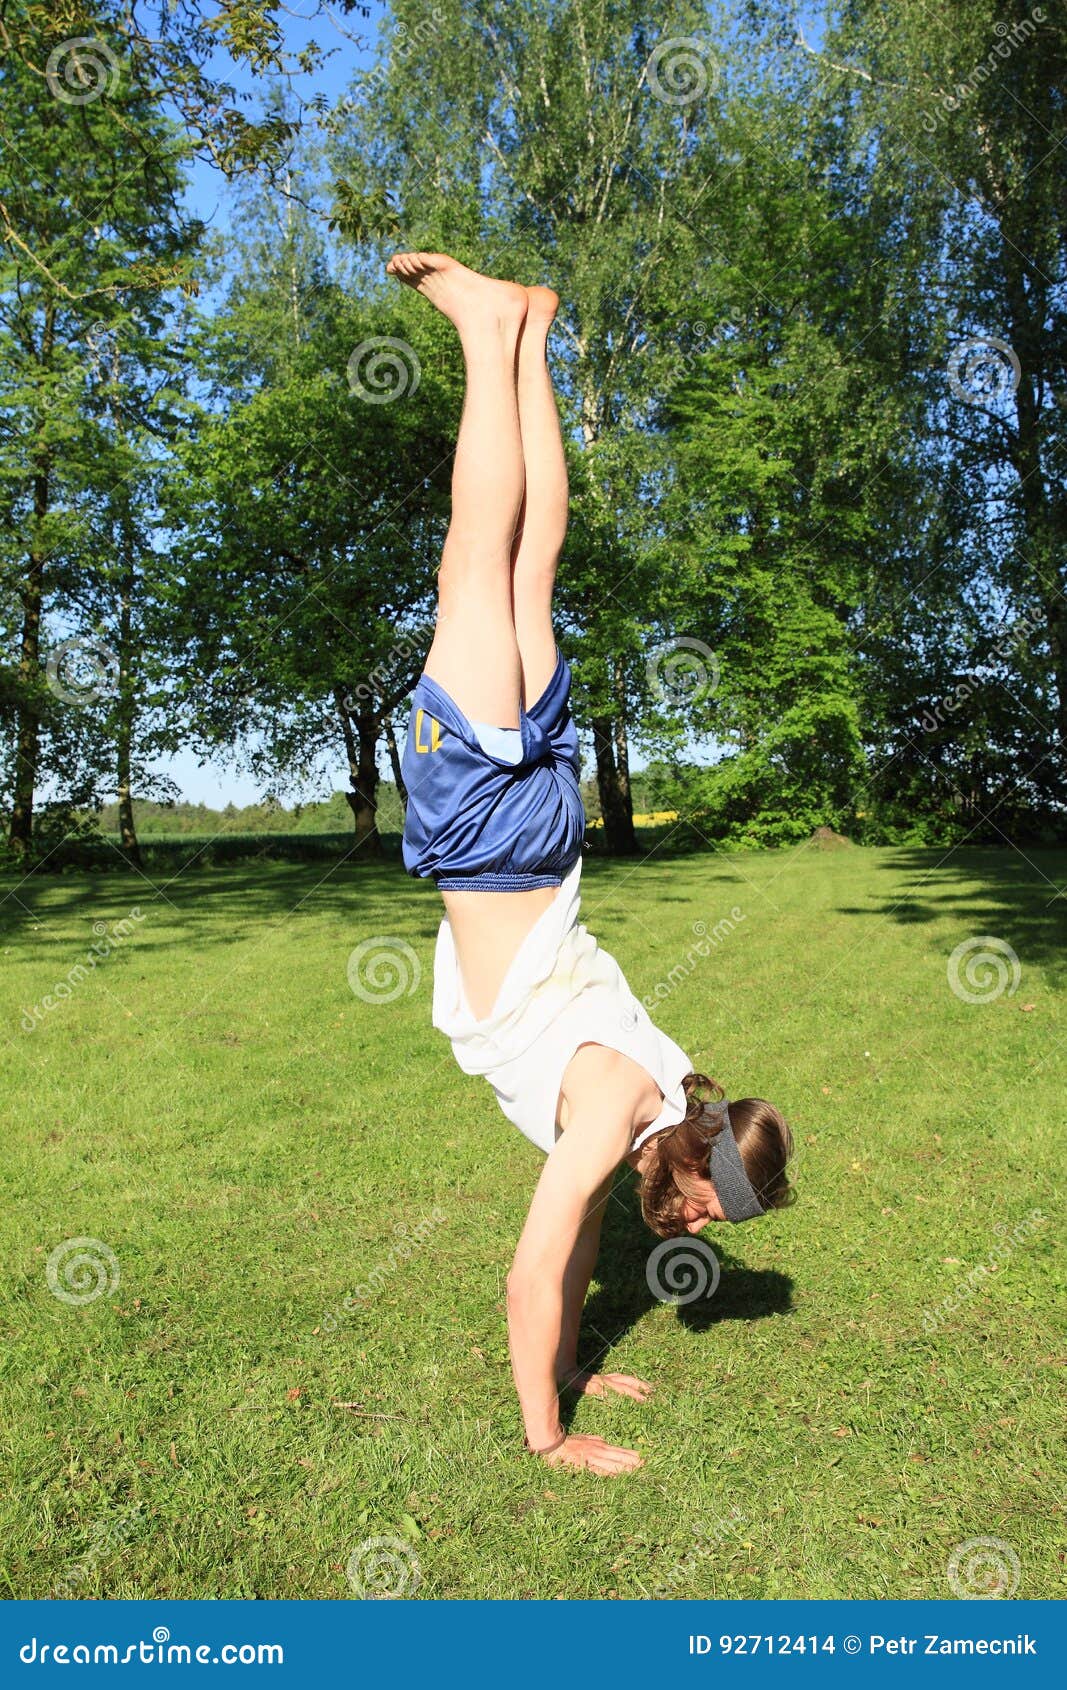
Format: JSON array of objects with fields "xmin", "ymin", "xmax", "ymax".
[
  {"xmin": 608, "ymin": 1372, "xmax": 652, "ymax": 1399},
  {"xmin": 591, "ymin": 1451, "xmax": 643, "ymax": 1475},
  {"xmin": 589, "ymin": 1440, "xmax": 643, "ymax": 1468},
  {"xmin": 600, "ymin": 1376, "xmax": 651, "ymax": 1401}
]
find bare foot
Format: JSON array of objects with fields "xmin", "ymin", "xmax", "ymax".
[
  {"xmin": 525, "ymin": 285, "xmax": 560, "ymax": 327},
  {"xmin": 385, "ymin": 251, "xmax": 527, "ymax": 339}
]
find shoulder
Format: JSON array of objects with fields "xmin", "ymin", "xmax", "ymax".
[{"xmin": 557, "ymin": 1042, "xmax": 664, "ymax": 1134}]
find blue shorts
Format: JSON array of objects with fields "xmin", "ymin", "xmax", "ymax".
[{"xmin": 401, "ymin": 650, "xmax": 585, "ymax": 891}]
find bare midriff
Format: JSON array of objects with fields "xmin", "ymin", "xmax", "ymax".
[{"xmin": 442, "ymin": 883, "xmax": 562, "ymax": 1021}]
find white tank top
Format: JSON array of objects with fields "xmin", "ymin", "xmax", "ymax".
[{"xmin": 431, "ymin": 854, "xmax": 693, "ymax": 1155}]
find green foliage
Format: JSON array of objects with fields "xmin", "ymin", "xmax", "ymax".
[
  {"xmin": 4, "ymin": 0, "xmax": 1067, "ymax": 854},
  {"xmin": 659, "ymin": 694, "xmax": 864, "ymax": 848},
  {"xmin": 92, "ymin": 787, "xmax": 406, "ymax": 837}
]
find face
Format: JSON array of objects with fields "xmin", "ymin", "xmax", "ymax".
[{"xmin": 679, "ymin": 1176, "xmax": 725, "ymax": 1233}]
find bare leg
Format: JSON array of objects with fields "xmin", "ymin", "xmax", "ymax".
[
  {"xmin": 387, "ymin": 251, "xmax": 529, "ymax": 727},
  {"xmin": 511, "ymin": 287, "xmax": 567, "ymax": 708}
]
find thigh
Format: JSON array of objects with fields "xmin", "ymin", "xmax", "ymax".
[{"xmin": 423, "ymin": 547, "xmax": 522, "ymax": 727}]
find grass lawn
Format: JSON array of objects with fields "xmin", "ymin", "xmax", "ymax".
[{"xmin": 1, "ymin": 836, "xmax": 1063, "ymax": 1601}]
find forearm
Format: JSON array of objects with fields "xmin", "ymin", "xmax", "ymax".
[
  {"xmin": 506, "ymin": 1272, "xmax": 566, "ymax": 1448},
  {"xmin": 555, "ymin": 1214, "xmax": 604, "ymax": 1380}
]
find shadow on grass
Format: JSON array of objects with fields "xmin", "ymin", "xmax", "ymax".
[
  {"xmin": 837, "ymin": 845, "xmax": 1067, "ymax": 976},
  {"xmin": 573, "ymin": 1168, "xmax": 793, "ymax": 1393},
  {"xmin": 0, "ymin": 847, "xmax": 443, "ymax": 951},
  {"xmin": 0, "ymin": 836, "xmax": 756, "ymax": 954}
]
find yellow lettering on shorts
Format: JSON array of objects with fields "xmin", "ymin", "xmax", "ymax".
[{"xmin": 414, "ymin": 708, "xmax": 442, "ymax": 753}]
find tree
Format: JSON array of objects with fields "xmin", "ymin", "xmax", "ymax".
[
  {"xmin": 796, "ymin": 0, "xmax": 1067, "ymax": 816},
  {"xmin": 0, "ymin": 23, "xmax": 201, "ymax": 858},
  {"xmin": 0, "ymin": 2, "xmax": 372, "ymax": 228},
  {"xmin": 164, "ymin": 176, "xmax": 456, "ymax": 850},
  {"xmin": 331, "ymin": 0, "xmax": 744, "ymax": 853}
]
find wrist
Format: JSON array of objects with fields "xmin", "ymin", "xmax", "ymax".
[
  {"xmin": 523, "ymin": 1427, "xmax": 567, "ymax": 1456},
  {"xmin": 556, "ymin": 1365, "xmax": 589, "ymax": 1389},
  {"xmin": 523, "ymin": 1411, "xmax": 565, "ymax": 1449}
]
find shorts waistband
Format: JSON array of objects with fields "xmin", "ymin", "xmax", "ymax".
[{"xmin": 435, "ymin": 871, "xmax": 564, "ymax": 893}]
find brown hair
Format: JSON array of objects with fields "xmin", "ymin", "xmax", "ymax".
[{"xmin": 639, "ymin": 1072, "xmax": 795, "ymax": 1238}]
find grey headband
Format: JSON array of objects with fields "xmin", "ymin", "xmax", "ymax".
[{"xmin": 705, "ymin": 1101, "xmax": 766, "ymax": 1222}]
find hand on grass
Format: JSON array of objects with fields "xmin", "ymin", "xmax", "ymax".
[
  {"xmin": 542, "ymin": 1434, "xmax": 644, "ymax": 1475},
  {"xmin": 559, "ymin": 1369, "xmax": 653, "ymax": 1402}
]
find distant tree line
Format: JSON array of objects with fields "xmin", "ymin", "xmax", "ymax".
[{"xmin": 2, "ymin": 1, "xmax": 1064, "ymax": 870}]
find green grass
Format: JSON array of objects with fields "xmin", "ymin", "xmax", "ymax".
[{"xmin": 1, "ymin": 837, "xmax": 1063, "ymax": 1600}]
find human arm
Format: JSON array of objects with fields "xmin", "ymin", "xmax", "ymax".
[
  {"xmin": 506, "ymin": 1060, "xmax": 651, "ymax": 1474},
  {"xmin": 554, "ymin": 1176, "xmax": 653, "ymax": 1403},
  {"xmin": 554, "ymin": 1171, "xmax": 611, "ymax": 1384}
]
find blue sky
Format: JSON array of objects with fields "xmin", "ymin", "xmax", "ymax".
[
  {"xmin": 156, "ymin": 1, "xmax": 754, "ymax": 808},
  {"xmin": 155, "ymin": 3, "xmax": 386, "ymax": 806}
]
